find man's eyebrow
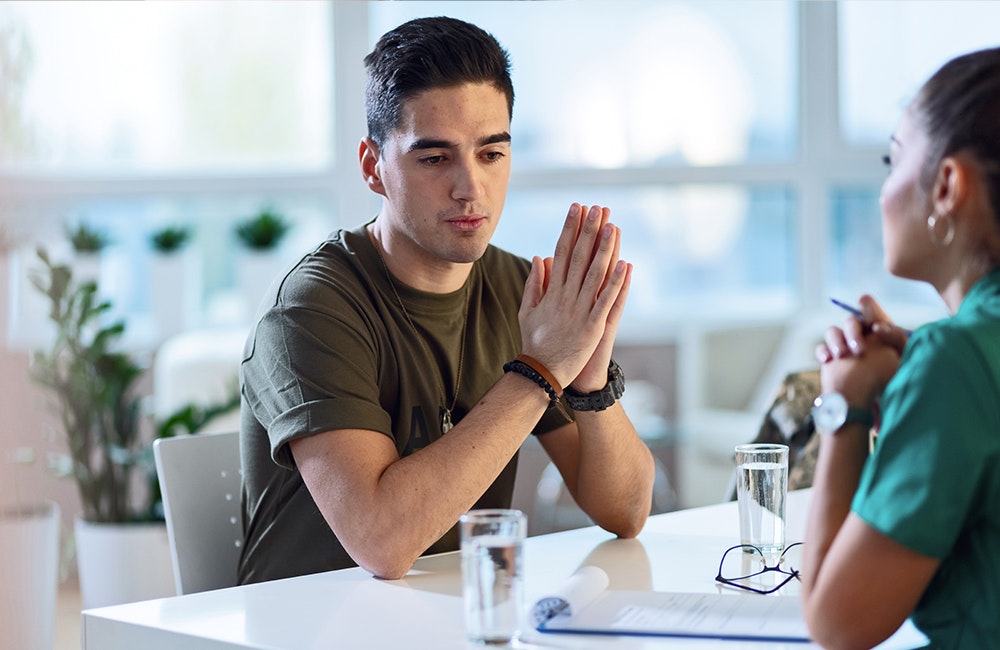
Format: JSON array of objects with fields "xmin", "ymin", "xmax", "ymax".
[
  {"xmin": 480, "ymin": 132, "xmax": 511, "ymax": 146},
  {"xmin": 406, "ymin": 132, "xmax": 511, "ymax": 153}
]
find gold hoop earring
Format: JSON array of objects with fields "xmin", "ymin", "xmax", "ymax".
[{"xmin": 927, "ymin": 212, "xmax": 955, "ymax": 248}]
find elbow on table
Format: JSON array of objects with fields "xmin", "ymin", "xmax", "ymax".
[
  {"xmin": 594, "ymin": 507, "xmax": 649, "ymax": 539},
  {"xmin": 358, "ymin": 554, "xmax": 416, "ymax": 581},
  {"xmin": 348, "ymin": 543, "xmax": 419, "ymax": 581}
]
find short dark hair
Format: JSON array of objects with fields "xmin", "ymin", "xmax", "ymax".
[
  {"xmin": 914, "ymin": 47, "xmax": 1000, "ymax": 224},
  {"xmin": 363, "ymin": 16, "xmax": 514, "ymax": 148}
]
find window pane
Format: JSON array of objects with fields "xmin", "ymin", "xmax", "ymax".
[
  {"xmin": 839, "ymin": 1, "xmax": 1000, "ymax": 145},
  {"xmin": 0, "ymin": 1, "xmax": 333, "ymax": 172},
  {"xmin": 369, "ymin": 1, "xmax": 797, "ymax": 168},
  {"xmin": 5, "ymin": 192, "xmax": 334, "ymax": 348},
  {"xmin": 495, "ymin": 185, "xmax": 795, "ymax": 325}
]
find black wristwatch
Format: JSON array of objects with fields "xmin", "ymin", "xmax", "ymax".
[
  {"xmin": 564, "ymin": 360, "xmax": 625, "ymax": 412},
  {"xmin": 811, "ymin": 392, "xmax": 874, "ymax": 434}
]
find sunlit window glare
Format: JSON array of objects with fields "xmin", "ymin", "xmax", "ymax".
[
  {"xmin": 567, "ymin": 6, "xmax": 754, "ymax": 168},
  {"xmin": 0, "ymin": 1, "xmax": 332, "ymax": 172}
]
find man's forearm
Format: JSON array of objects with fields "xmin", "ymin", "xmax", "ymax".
[
  {"xmin": 299, "ymin": 371, "xmax": 554, "ymax": 579},
  {"xmin": 560, "ymin": 405, "xmax": 655, "ymax": 537}
]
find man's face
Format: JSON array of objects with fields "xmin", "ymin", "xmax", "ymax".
[{"xmin": 370, "ymin": 82, "xmax": 512, "ymax": 267}]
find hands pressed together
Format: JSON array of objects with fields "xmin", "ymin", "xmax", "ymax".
[
  {"xmin": 518, "ymin": 203, "xmax": 632, "ymax": 393},
  {"xmin": 814, "ymin": 295, "xmax": 909, "ymax": 412}
]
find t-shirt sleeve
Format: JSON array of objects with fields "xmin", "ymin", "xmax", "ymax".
[
  {"xmin": 241, "ymin": 299, "xmax": 392, "ymax": 471},
  {"xmin": 852, "ymin": 327, "xmax": 998, "ymax": 559}
]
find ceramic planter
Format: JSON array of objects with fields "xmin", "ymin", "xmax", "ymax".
[
  {"xmin": 0, "ymin": 501, "xmax": 60, "ymax": 650},
  {"xmin": 74, "ymin": 518, "xmax": 175, "ymax": 609}
]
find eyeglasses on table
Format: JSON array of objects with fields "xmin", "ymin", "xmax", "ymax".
[{"xmin": 715, "ymin": 542, "xmax": 803, "ymax": 595}]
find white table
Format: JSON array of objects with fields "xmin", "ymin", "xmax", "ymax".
[{"xmin": 80, "ymin": 489, "xmax": 918, "ymax": 649}]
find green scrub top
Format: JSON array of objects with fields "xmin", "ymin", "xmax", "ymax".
[{"xmin": 853, "ymin": 269, "xmax": 1000, "ymax": 649}]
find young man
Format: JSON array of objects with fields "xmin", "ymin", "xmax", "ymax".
[{"xmin": 239, "ymin": 16, "xmax": 655, "ymax": 583}]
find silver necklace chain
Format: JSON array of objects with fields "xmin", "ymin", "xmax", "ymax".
[{"xmin": 370, "ymin": 231, "xmax": 470, "ymax": 434}]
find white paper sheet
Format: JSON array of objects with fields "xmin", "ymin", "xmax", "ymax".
[{"xmin": 532, "ymin": 566, "xmax": 929, "ymax": 647}]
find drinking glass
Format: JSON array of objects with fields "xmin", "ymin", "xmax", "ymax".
[
  {"xmin": 734, "ymin": 444, "xmax": 788, "ymax": 556},
  {"xmin": 460, "ymin": 509, "xmax": 526, "ymax": 645}
]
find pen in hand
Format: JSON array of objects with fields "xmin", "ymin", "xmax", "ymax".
[{"xmin": 830, "ymin": 298, "xmax": 913, "ymax": 337}]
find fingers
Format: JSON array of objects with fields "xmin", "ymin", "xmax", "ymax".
[
  {"xmin": 859, "ymin": 294, "xmax": 891, "ymax": 324},
  {"xmin": 541, "ymin": 257, "xmax": 554, "ymax": 293},
  {"xmin": 872, "ymin": 322, "xmax": 909, "ymax": 355},
  {"xmin": 518, "ymin": 202, "xmax": 630, "ymax": 385},
  {"xmin": 564, "ymin": 206, "xmax": 612, "ymax": 293},
  {"xmin": 815, "ymin": 342, "xmax": 833, "ymax": 364},
  {"xmin": 841, "ymin": 315, "xmax": 868, "ymax": 354},
  {"xmin": 520, "ymin": 256, "xmax": 546, "ymax": 316},
  {"xmin": 822, "ymin": 325, "xmax": 852, "ymax": 360},
  {"xmin": 601, "ymin": 260, "xmax": 631, "ymax": 335},
  {"xmin": 549, "ymin": 203, "xmax": 585, "ymax": 286},
  {"xmin": 569, "ymin": 261, "xmax": 632, "ymax": 391},
  {"xmin": 548, "ymin": 203, "xmax": 623, "ymax": 302},
  {"xmin": 858, "ymin": 294, "xmax": 908, "ymax": 354},
  {"xmin": 598, "ymin": 224, "xmax": 622, "ymax": 295}
]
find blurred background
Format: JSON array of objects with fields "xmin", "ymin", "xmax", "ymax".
[{"xmin": 2, "ymin": 2, "xmax": 999, "ymax": 640}]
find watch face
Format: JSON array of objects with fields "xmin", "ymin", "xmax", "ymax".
[{"xmin": 813, "ymin": 392, "xmax": 848, "ymax": 432}]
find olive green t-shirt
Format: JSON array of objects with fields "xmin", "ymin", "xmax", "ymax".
[
  {"xmin": 853, "ymin": 269, "xmax": 1000, "ymax": 648},
  {"xmin": 238, "ymin": 224, "xmax": 570, "ymax": 583}
]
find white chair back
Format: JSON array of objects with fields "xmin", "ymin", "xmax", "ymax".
[{"xmin": 153, "ymin": 431, "xmax": 242, "ymax": 595}]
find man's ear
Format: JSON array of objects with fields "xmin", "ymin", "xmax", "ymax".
[
  {"xmin": 359, "ymin": 137, "xmax": 387, "ymax": 197},
  {"xmin": 932, "ymin": 155, "xmax": 967, "ymax": 218}
]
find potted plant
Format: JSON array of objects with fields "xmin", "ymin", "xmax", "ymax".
[
  {"xmin": 233, "ymin": 205, "xmax": 291, "ymax": 317},
  {"xmin": 148, "ymin": 224, "xmax": 198, "ymax": 340},
  {"xmin": 28, "ymin": 248, "xmax": 242, "ymax": 608},
  {"xmin": 234, "ymin": 206, "xmax": 290, "ymax": 251},
  {"xmin": 65, "ymin": 220, "xmax": 110, "ymax": 289},
  {"xmin": 29, "ymin": 248, "xmax": 174, "ymax": 608},
  {"xmin": 149, "ymin": 225, "xmax": 191, "ymax": 254}
]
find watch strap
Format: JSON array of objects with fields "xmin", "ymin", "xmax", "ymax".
[
  {"xmin": 842, "ymin": 406, "xmax": 875, "ymax": 430},
  {"xmin": 564, "ymin": 359, "xmax": 625, "ymax": 412}
]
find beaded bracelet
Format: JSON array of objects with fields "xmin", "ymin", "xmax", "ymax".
[{"xmin": 503, "ymin": 358, "xmax": 561, "ymax": 407}]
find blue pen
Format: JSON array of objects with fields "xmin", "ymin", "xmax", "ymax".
[{"xmin": 830, "ymin": 298, "xmax": 913, "ymax": 337}]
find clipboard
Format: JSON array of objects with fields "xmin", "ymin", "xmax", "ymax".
[
  {"xmin": 530, "ymin": 566, "xmax": 810, "ymax": 643},
  {"xmin": 530, "ymin": 566, "xmax": 928, "ymax": 647}
]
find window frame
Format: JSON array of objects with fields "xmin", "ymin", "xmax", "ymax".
[{"xmin": 0, "ymin": 1, "xmax": 904, "ymax": 340}]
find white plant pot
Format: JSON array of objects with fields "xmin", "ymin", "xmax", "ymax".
[
  {"xmin": 74, "ymin": 518, "xmax": 175, "ymax": 609},
  {"xmin": 0, "ymin": 502, "xmax": 60, "ymax": 650},
  {"xmin": 150, "ymin": 251, "xmax": 201, "ymax": 341},
  {"xmin": 238, "ymin": 249, "xmax": 282, "ymax": 319},
  {"xmin": 73, "ymin": 251, "xmax": 102, "ymax": 288}
]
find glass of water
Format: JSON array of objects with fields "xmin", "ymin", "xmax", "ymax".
[
  {"xmin": 735, "ymin": 444, "xmax": 789, "ymax": 557},
  {"xmin": 460, "ymin": 509, "xmax": 526, "ymax": 645}
]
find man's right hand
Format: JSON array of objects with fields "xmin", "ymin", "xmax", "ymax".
[{"xmin": 517, "ymin": 203, "xmax": 631, "ymax": 389}]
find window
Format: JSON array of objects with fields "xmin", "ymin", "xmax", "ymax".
[
  {"xmin": 372, "ymin": 1, "xmax": 796, "ymax": 169},
  {"xmin": 1, "ymin": 1, "xmax": 342, "ymax": 346},
  {"xmin": 1, "ymin": 1, "xmax": 332, "ymax": 172},
  {"xmin": 370, "ymin": 1, "xmax": 798, "ymax": 329},
  {"xmin": 3, "ymin": 1, "xmax": 996, "ymax": 349},
  {"xmin": 839, "ymin": 1, "xmax": 1000, "ymax": 146},
  {"xmin": 830, "ymin": 0, "xmax": 1000, "ymax": 322}
]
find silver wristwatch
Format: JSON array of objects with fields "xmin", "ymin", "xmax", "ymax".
[{"xmin": 811, "ymin": 392, "xmax": 874, "ymax": 434}]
